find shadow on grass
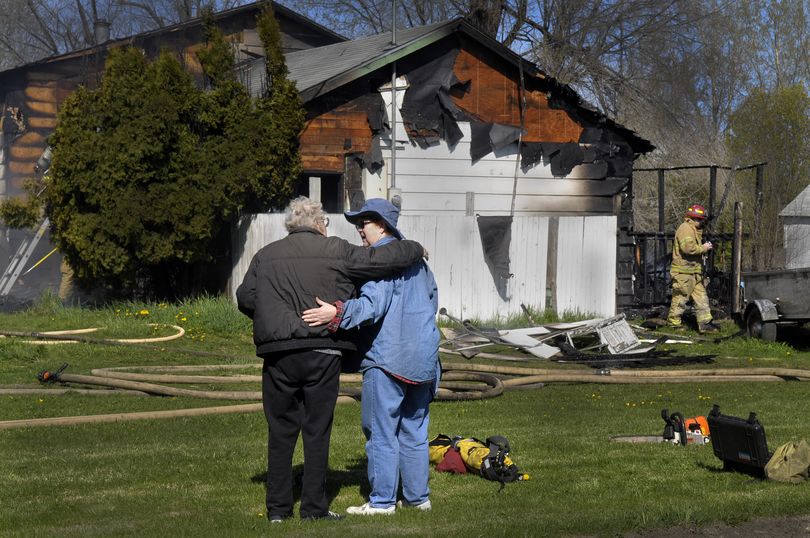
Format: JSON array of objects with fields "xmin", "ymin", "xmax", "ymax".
[
  {"xmin": 249, "ymin": 455, "xmax": 370, "ymax": 506},
  {"xmin": 778, "ymin": 324, "xmax": 810, "ymax": 351},
  {"xmin": 695, "ymin": 461, "xmax": 767, "ymax": 483}
]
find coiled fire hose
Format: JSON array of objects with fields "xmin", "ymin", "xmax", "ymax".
[{"xmin": 2, "ymin": 328, "xmax": 810, "ymax": 429}]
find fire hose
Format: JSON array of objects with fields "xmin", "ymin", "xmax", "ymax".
[
  {"xmin": 0, "ymin": 363, "xmax": 505, "ymax": 429},
  {"xmin": 3, "ymin": 328, "xmax": 810, "ymax": 429},
  {"xmin": 3, "ymin": 359, "xmax": 809, "ymax": 430}
]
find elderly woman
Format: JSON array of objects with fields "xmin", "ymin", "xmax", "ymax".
[
  {"xmin": 302, "ymin": 198, "xmax": 440, "ymax": 516},
  {"xmin": 237, "ymin": 196, "xmax": 425, "ymax": 524}
]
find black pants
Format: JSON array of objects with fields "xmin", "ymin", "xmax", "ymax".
[{"xmin": 262, "ymin": 349, "xmax": 341, "ymax": 518}]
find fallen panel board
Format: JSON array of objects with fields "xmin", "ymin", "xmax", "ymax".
[
  {"xmin": 596, "ymin": 318, "xmax": 643, "ymax": 354},
  {"xmin": 497, "ymin": 332, "xmax": 560, "ymax": 358}
]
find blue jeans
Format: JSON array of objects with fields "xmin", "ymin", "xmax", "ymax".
[{"xmin": 361, "ymin": 367, "xmax": 432, "ymax": 508}]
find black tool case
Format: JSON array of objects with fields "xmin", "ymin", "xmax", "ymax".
[{"xmin": 707, "ymin": 405, "xmax": 772, "ymax": 477}]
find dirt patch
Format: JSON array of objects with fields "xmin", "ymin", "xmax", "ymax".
[{"xmin": 625, "ymin": 514, "xmax": 810, "ymax": 537}]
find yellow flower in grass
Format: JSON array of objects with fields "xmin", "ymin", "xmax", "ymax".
[{"xmin": 138, "ymin": 309, "xmax": 149, "ymax": 316}]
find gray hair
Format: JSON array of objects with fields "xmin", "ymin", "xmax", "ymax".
[{"xmin": 284, "ymin": 196, "xmax": 324, "ymax": 231}]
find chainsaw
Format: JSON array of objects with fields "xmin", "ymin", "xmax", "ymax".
[
  {"xmin": 661, "ymin": 409, "xmax": 710, "ymax": 446},
  {"xmin": 610, "ymin": 409, "xmax": 711, "ymax": 445}
]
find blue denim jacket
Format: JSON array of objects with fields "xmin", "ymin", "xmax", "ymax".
[{"xmin": 340, "ymin": 236, "xmax": 440, "ymax": 383}]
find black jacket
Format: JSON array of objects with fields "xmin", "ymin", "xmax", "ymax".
[{"xmin": 236, "ymin": 226, "xmax": 424, "ymax": 356}]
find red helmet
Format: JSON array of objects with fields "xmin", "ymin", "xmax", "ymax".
[{"xmin": 685, "ymin": 204, "xmax": 708, "ymax": 220}]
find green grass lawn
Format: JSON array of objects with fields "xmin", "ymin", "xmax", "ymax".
[{"xmin": 2, "ymin": 297, "xmax": 810, "ymax": 537}]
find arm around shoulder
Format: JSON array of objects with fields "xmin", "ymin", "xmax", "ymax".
[{"xmin": 343, "ymin": 239, "xmax": 424, "ymax": 280}]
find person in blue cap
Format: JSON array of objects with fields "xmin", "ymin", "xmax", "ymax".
[
  {"xmin": 237, "ymin": 196, "xmax": 427, "ymax": 523},
  {"xmin": 302, "ymin": 198, "xmax": 440, "ymax": 515}
]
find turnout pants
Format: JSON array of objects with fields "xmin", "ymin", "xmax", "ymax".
[
  {"xmin": 667, "ymin": 272, "xmax": 712, "ymax": 326},
  {"xmin": 262, "ymin": 349, "xmax": 341, "ymax": 519}
]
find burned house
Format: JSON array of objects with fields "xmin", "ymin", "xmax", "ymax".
[
  {"xmin": 0, "ymin": 2, "xmax": 342, "ymax": 306},
  {"xmin": 233, "ymin": 18, "xmax": 654, "ymax": 319},
  {"xmin": 0, "ymin": 2, "xmax": 654, "ymax": 318}
]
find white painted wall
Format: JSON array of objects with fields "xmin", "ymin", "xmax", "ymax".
[
  {"xmin": 555, "ymin": 216, "xmax": 617, "ymax": 315},
  {"xmin": 229, "ymin": 214, "xmax": 617, "ymax": 320}
]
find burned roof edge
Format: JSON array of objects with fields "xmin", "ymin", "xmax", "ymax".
[{"xmin": 293, "ymin": 18, "xmax": 654, "ymax": 155}]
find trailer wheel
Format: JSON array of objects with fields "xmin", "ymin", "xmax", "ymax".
[{"xmin": 746, "ymin": 308, "xmax": 777, "ymax": 341}]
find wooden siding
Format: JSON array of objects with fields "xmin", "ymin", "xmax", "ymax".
[
  {"xmin": 452, "ymin": 42, "xmax": 583, "ymax": 143},
  {"xmin": 380, "ymin": 122, "xmax": 619, "ymax": 216},
  {"xmin": 3, "ymin": 75, "xmax": 59, "ymax": 193},
  {"xmin": 230, "ymin": 213, "xmax": 617, "ymax": 319},
  {"xmin": 299, "ymin": 37, "xmax": 591, "ymax": 175},
  {"xmin": 300, "ymin": 90, "xmax": 377, "ymax": 173}
]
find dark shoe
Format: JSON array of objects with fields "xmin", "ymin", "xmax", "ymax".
[
  {"xmin": 302, "ymin": 511, "xmax": 343, "ymax": 522},
  {"xmin": 268, "ymin": 513, "xmax": 292, "ymax": 524},
  {"xmin": 699, "ymin": 322, "xmax": 720, "ymax": 333}
]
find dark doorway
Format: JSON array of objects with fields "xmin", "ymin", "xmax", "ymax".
[{"xmin": 294, "ymin": 173, "xmax": 344, "ymax": 213}]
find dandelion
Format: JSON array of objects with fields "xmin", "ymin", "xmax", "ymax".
[
  {"xmin": 138, "ymin": 309, "xmax": 149, "ymax": 316},
  {"xmin": 37, "ymin": 399, "xmax": 44, "ymax": 404}
]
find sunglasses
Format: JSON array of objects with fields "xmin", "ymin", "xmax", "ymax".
[{"xmin": 355, "ymin": 220, "xmax": 374, "ymax": 230}]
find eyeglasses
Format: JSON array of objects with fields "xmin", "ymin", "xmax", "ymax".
[
  {"xmin": 355, "ymin": 220, "xmax": 374, "ymax": 230},
  {"xmin": 317, "ymin": 216, "xmax": 330, "ymax": 228}
]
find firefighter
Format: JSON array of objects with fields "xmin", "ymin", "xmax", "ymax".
[{"xmin": 667, "ymin": 204, "xmax": 720, "ymax": 333}]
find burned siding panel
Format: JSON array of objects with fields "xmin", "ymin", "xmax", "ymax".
[
  {"xmin": 387, "ymin": 122, "xmax": 621, "ymax": 216},
  {"xmin": 300, "ymin": 85, "xmax": 381, "ymax": 173},
  {"xmin": 3, "ymin": 77, "xmax": 55, "ymax": 195},
  {"xmin": 451, "ymin": 41, "xmax": 583, "ymax": 143},
  {"xmin": 399, "ymin": 176, "xmax": 626, "ymax": 195},
  {"xmin": 403, "ymin": 192, "xmax": 613, "ymax": 214}
]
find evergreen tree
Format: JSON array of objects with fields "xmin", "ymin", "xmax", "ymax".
[
  {"xmin": 252, "ymin": 3, "xmax": 304, "ymax": 210},
  {"xmin": 43, "ymin": 7, "xmax": 305, "ymax": 296},
  {"xmin": 47, "ymin": 48, "xmax": 205, "ymax": 289}
]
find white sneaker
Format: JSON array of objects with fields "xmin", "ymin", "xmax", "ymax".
[
  {"xmin": 396, "ymin": 499, "xmax": 432, "ymax": 511},
  {"xmin": 346, "ymin": 502, "xmax": 396, "ymax": 515}
]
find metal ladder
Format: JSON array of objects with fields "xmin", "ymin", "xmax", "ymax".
[{"xmin": 0, "ymin": 218, "xmax": 50, "ymax": 297}]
